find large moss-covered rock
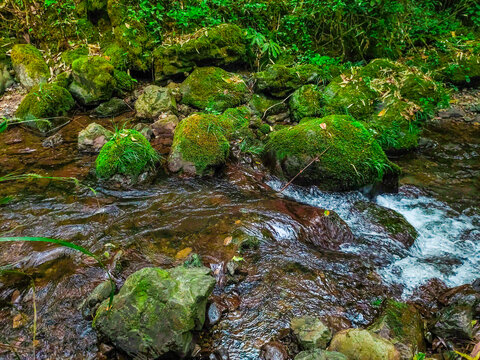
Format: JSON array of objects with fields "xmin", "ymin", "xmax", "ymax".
[
  {"xmin": 180, "ymin": 67, "xmax": 249, "ymax": 112},
  {"xmin": 95, "ymin": 129, "xmax": 159, "ymax": 181},
  {"xmin": 15, "ymin": 83, "xmax": 75, "ymax": 134},
  {"xmin": 255, "ymin": 64, "xmax": 337, "ymax": 98},
  {"xmin": 369, "ymin": 300, "xmax": 426, "ymax": 360},
  {"xmin": 442, "ymin": 53, "xmax": 480, "ymax": 85},
  {"xmin": 263, "ymin": 115, "xmax": 399, "ymax": 191},
  {"xmin": 69, "ymin": 55, "xmax": 116, "ymax": 106},
  {"xmin": 11, "ymin": 44, "xmax": 50, "ymax": 88},
  {"xmin": 289, "ymin": 84, "xmax": 325, "ymax": 121},
  {"xmin": 295, "ymin": 349, "xmax": 348, "ymax": 360},
  {"xmin": 248, "ymin": 93, "xmax": 288, "ymax": 117},
  {"xmin": 328, "ymin": 329, "xmax": 400, "ymax": 360},
  {"xmin": 94, "ymin": 266, "xmax": 216, "ymax": 358},
  {"xmin": 168, "ymin": 113, "xmax": 230, "ymax": 176},
  {"xmin": 291, "ymin": 316, "xmax": 332, "ymax": 350},
  {"xmin": 135, "ymin": 85, "xmax": 177, "ymax": 119},
  {"xmin": 0, "ymin": 62, "xmax": 13, "ymax": 95},
  {"xmin": 154, "ymin": 24, "xmax": 247, "ymax": 80}
]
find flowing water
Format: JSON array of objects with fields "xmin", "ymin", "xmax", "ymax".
[{"xmin": 0, "ymin": 115, "xmax": 478, "ymax": 359}]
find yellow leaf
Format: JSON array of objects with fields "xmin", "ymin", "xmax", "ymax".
[
  {"xmin": 320, "ymin": 123, "xmax": 327, "ymax": 130},
  {"xmin": 324, "ymin": 210, "xmax": 330, "ymax": 216},
  {"xmin": 235, "ymin": 220, "xmax": 241, "ymax": 225},
  {"xmin": 451, "ymin": 31, "xmax": 456, "ymax": 37},
  {"xmin": 175, "ymin": 247, "xmax": 192, "ymax": 259},
  {"xmin": 378, "ymin": 108, "xmax": 387, "ymax": 117},
  {"xmin": 223, "ymin": 236, "xmax": 233, "ymax": 246}
]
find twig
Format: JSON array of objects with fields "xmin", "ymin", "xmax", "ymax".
[
  {"xmin": 279, "ymin": 145, "xmax": 331, "ymax": 193},
  {"xmin": 262, "ymin": 92, "xmax": 294, "ymax": 120}
]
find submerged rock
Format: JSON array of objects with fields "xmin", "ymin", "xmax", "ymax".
[
  {"xmin": 369, "ymin": 300, "xmax": 426, "ymax": 360},
  {"xmin": 260, "ymin": 341, "xmax": 289, "ymax": 360},
  {"xmin": 78, "ymin": 123, "xmax": 113, "ymax": 153},
  {"xmin": 180, "ymin": 66, "xmax": 249, "ymax": 112},
  {"xmin": 295, "ymin": 349, "xmax": 347, "ymax": 360},
  {"xmin": 134, "ymin": 85, "xmax": 177, "ymax": 119},
  {"xmin": 11, "ymin": 44, "xmax": 50, "ymax": 88},
  {"xmin": 94, "ymin": 266, "xmax": 215, "ymax": 358},
  {"xmin": 263, "ymin": 115, "xmax": 399, "ymax": 191},
  {"xmin": 328, "ymin": 329, "xmax": 400, "ymax": 360},
  {"xmin": 154, "ymin": 24, "xmax": 247, "ymax": 80},
  {"xmin": 94, "ymin": 97, "xmax": 129, "ymax": 117},
  {"xmin": 291, "ymin": 316, "xmax": 332, "ymax": 350},
  {"xmin": 15, "ymin": 83, "xmax": 75, "ymax": 134}
]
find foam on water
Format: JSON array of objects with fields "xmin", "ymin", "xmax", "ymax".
[{"xmin": 267, "ymin": 179, "xmax": 480, "ymax": 295}]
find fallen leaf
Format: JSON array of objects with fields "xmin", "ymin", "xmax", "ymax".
[
  {"xmin": 223, "ymin": 236, "xmax": 233, "ymax": 246},
  {"xmin": 235, "ymin": 220, "xmax": 241, "ymax": 225},
  {"xmin": 377, "ymin": 108, "xmax": 387, "ymax": 117},
  {"xmin": 13, "ymin": 313, "xmax": 26, "ymax": 329},
  {"xmin": 324, "ymin": 210, "xmax": 330, "ymax": 217},
  {"xmin": 320, "ymin": 123, "xmax": 327, "ymax": 130},
  {"xmin": 175, "ymin": 247, "xmax": 192, "ymax": 259}
]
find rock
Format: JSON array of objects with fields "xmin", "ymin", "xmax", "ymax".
[
  {"xmin": 95, "ymin": 128, "xmax": 159, "ymax": 182},
  {"xmin": 369, "ymin": 300, "xmax": 426, "ymax": 360},
  {"xmin": 248, "ymin": 94, "xmax": 288, "ymax": 117},
  {"xmin": 255, "ymin": 64, "xmax": 338, "ymax": 98},
  {"xmin": 260, "ymin": 341, "xmax": 288, "ymax": 360},
  {"xmin": 15, "ymin": 83, "xmax": 75, "ymax": 134},
  {"xmin": 441, "ymin": 53, "xmax": 480, "ymax": 85},
  {"xmin": 438, "ymin": 107, "xmax": 465, "ymax": 119},
  {"xmin": 207, "ymin": 302, "xmax": 223, "ymax": 325},
  {"xmin": 94, "ymin": 266, "xmax": 216, "ymax": 358},
  {"xmin": 291, "ymin": 316, "xmax": 332, "ymax": 350},
  {"xmin": 134, "ymin": 85, "xmax": 177, "ymax": 119},
  {"xmin": 42, "ymin": 133, "xmax": 64, "ymax": 148},
  {"xmin": 328, "ymin": 329, "xmax": 400, "ymax": 360},
  {"xmin": 289, "ymin": 84, "xmax": 325, "ymax": 121},
  {"xmin": 0, "ymin": 62, "xmax": 14, "ymax": 95},
  {"xmin": 69, "ymin": 56, "xmax": 116, "ymax": 106},
  {"xmin": 180, "ymin": 67, "xmax": 249, "ymax": 113},
  {"xmin": 81, "ymin": 280, "xmax": 114, "ymax": 318},
  {"xmin": 78, "ymin": 123, "xmax": 113, "ymax": 153},
  {"xmin": 154, "ymin": 24, "xmax": 247, "ymax": 80},
  {"xmin": 150, "ymin": 113, "xmax": 179, "ymax": 154},
  {"xmin": 94, "ymin": 97, "xmax": 130, "ymax": 117},
  {"xmin": 353, "ymin": 201, "xmax": 418, "ymax": 247},
  {"xmin": 295, "ymin": 349, "xmax": 348, "ymax": 360},
  {"xmin": 132, "ymin": 123, "xmax": 153, "ymax": 141},
  {"xmin": 263, "ymin": 115, "xmax": 400, "ymax": 191},
  {"xmin": 11, "ymin": 44, "xmax": 49, "ymax": 88},
  {"xmin": 52, "ymin": 71, "xmax": 72, "ymax": 89},
  {"xmin": 113, "ymin": 69, "xmax": 136, "ymax": 95}
]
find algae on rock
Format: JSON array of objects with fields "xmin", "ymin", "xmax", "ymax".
[{"xmin": 11, "ymin": 44, "xmax": 50, "ymax": 88}]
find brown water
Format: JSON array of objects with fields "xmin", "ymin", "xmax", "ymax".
[{"xmin": 0, "ymin": 115, "xmax": 478, "ymax": 359}]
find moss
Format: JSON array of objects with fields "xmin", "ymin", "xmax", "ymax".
[
  {"xmin": 359, "ymin": 58, "xmax": 406, "ymax": 79},
  {"xmin": 61, "ymin": 47, "xmax": 89, "ymax": 66},
  {"xmin": 103, "ymin": 42, "xmax": 129, "ymax": 70},
  {"xmin": 95, "ymin": 129, "xmax": 160, "ymax": 180},
  {"xmin": 180, "ymin": 67, "xmax": 249, "ymax": 113},
  {"xmin": 15, "ymin": 83, "xmax": 75, "ymax": 133},
  {"xmin": 248, "ymin": 93, "xmax": 287, "ymax": 117},
  {"xmin": 259, "ymin": 123, "xmax": 271, "ymax": 135},
  {"xmin": 400, "ymin": 73, "xmax": 443, "ymax": 105},
  {"xmin": 217, "ymin": 106, "xmax": 251, "ymax": 137},
  {"xmin": 113, "ymin": 69, "xmax": 136, "ymax": 94},
  {"xmin": 52, "ymin": 71, "xmax": 72, "ymax": 88},
  {"xmin": 289, "ymin": 84, "xmax": 325, "ymax": 121},
  {"xmin": 442, "ymin": 54, "xmax": 480, "ymax": 84},
  {"xmin": 170, "ymin": 113, "xmax": 230, "ymax": 175},
  {"xmin": 10, "ymin": 44, "xmax": 49, "ymax": 87},
  {"xmin": 264, "ymin": 115, "xmax": 400, "ymax": 191}
]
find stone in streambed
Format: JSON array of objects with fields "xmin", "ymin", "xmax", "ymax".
[
  {"xmin": 94, "ymin": 97, "xmax": 129, "ymax": 117},
  {"xmin": 134, "ymin": 85, "xmax": 177, "ymax": 119},
  {"xmin": 78, "ymin": 123, "xmax": 113, "ymax": 153},
  {"xmin": 291, "ymin": 316, "xmax": 332, "ymax": 350},
  {"xmin": 295, "ymin": 349, "xmax": 347, "ymax": 360}
]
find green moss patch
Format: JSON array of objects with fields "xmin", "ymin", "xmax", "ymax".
[
  {"xmin": 289, "ymin": 84, "xmax": 325, "ymax": 121},
  {"xmin": 11, "ymin": 44, "xmax": 50, "ymax": 88}
]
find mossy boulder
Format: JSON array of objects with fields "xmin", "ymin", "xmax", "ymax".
[
  {"xmin": 442, "ymin": 53, "xmax": 480, "ymax": 85},
  {"xmin": 291, "ymin": 316, "xmax": 332, "ymax": 350},
  {"xmin": 328, "ymin": 329, "xmax": 400, "ymax": 360},
  {"xmin": 94, "ymin": 266, "xmax": 216, "ymax": 359},
  {"xmin": 94, "ymin": 98, "xmax": 129, "ymax": 118},
  {"xmin": 69, "ymin": 55, "xmax": 116, "ymax": 106},
  {"xmin": 289, "ymin": 84, "xmax": 325, "ymax": 121},
  {"xmin": 358, "ymin": 59, "xmax": 407, "ymax": 79},
  {"xmin": 52, "ymin": 71, "xmax": 72, "ymax": 89},
  {"xmin": 248, "ymin": 93, "xmax": 288, "ymax": 117},
  {"xmin": 295, "ymin": 349, "xmax": 348, "ymax": 360},
  {"xmin": 15, "ymin": 83, "xmax": 75, "ymax": 134},
  {"xmin": 180, "ymin": 67, "xmax": 249, "ymax": 112},
  {"xmin": 369, "ymin": 300, "xmax": 426, "ymax": 360},
  {"xmin": 113, "ymin": 69, "xmax": 136, "ymax": 95},
  {"xmin": 399, "ymin": 73, "xmax": 444, "ymax": 106},
  {"xmin": 254, "ymin": 64, "xmax": 338, "ymax": 98},
  {"xmin": 11, "ymin": 44, "xmax": 50, "ymax": 88},
  {"xmin": 61, "ymin": 47, "xmax": 89, "ymax": 66},
  {"xmin": 135, "ymin": 85, "xmax": 177, "ymax": 119},
  {"xmin": 168, "ymin": 113, "xmax": 230, "ymax": 176},
  {"xmin": 95, "ymin": 129, "xmax": 159, "ymax": 182},
  {"xmin": 264, "ymin": 115, "xmax": 399, "ymax": 191},
  {"xmin": 154, "ymin": 24, "xmax": 247, "ymax": 80}
]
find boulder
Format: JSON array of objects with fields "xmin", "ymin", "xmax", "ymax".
[
  {"xmin": 154, "ymin": 24, "xmax": 247, "ymax": 80},
  {"xmin": 248, "ymin": 93, "xmax": 288, "ymax": 117},
  {"xmin": 328, "ymin": 329, "xmax": 400, "ymax": 360},
  {"xmin": 94, "ymin": 97, "xmax": 130, "ymax": 118},
  {"xmin": 78, "ymin": 123, "xmax": 113, "ymax": 153},
  {"xmin": 10, "ymin": 44, "xmax": 49, "ymax": 88},
  {"xmin": 289, "ymin": 84, "xmax": 325, "ymax": 121},
  {"xmin": 135, "ymin": 85, "xmax": 177, "ymax": 119},
  {"xmin": 442, "ymin": 53, "xmax": 480, "ymax": 85},
  {"xmin": 113, "ymin": 69, "xmax": 136, "ymax": 95},
  {"xmin": 94, "ymin": 266, "xmax": 216, "ymax": 358},
  {"xmin": 180, "ymin": 67, "xmax": 249, "ymax": 113},
  {"xmin": 69, "ymin": 55, "xmax": 116, "ymax": 106},
  {"xmin": 369, "ymin": 300, "xmax": 426, "ymax": 360},
  {"xmin": 81, "ymin": 280, "xmax": 114, "ymax": 318},
  {"xmin": 295, "ymin": 349, "xmax": 348, "ymax": 360},
  {"xmin": 0, "ymin": 62, "xmax": 14, "ymax": 95},
  {"xmin": 150, "ymin": 113, "xmax": 179, "ymax": 154},
  {"xmin": 263, "ymin": 115, "xmax": 400, "ymax": 191},
  {"xmin": 291, "ymin": 316, "xmax": 332, "ymax": 350},
  {"xmin": 15, "ymin": 83, "xmax": 75, "ymax": 134}
]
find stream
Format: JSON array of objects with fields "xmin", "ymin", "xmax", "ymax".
[{"xmin": 0, "ymin": 113, "xmax": 478, "ymax": 359}]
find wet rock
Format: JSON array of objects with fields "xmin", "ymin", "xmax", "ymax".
[
  {"xmin": 207, "ymin": 302, "xmax": 223, "ymax": 325},
  {"xmin": 132, "ymin": 123, "xmax": 153, "ymax": 141},
  {"xmin": 0, "ymin": 62, "xmax": 14, "ymax": 95},
  {"xmin": 263, "ymin": 115, "xmax": 399, "ymax": 191},
  {"xmin": 42, "ymin": 133, "xmax": 64, "ymax": 148},
  {"xmin": 94, "ymin": 266, "xmax": 216, "ymax": 358},
  {"xmin": 180, "ymin": 67, "xmax": 249, "ymax": 113},
  {"xmin": 260, "ymin": 341, "xmax": 289, "ymax": 360},
  {"xmin": 295, "ymin": 349, "xmax": 348, "ymax": 360},
  {"xmin": 94, "ymin": 97, "xmax": 129, "ymax": 118},
  {"xmin": 150, "ymin": 113, "xmax": 179, "ymax": 154},
  {"xmin": 248, "ymin": 94, "xmax": 288, "ymax": 117},
  {"xmin": 69, "ymin": 56, "xmax": 116, "ymax": 106},
  {"xmin": 154, "ymin": 24, "xmax": 247, "ymax": 80},
  {"xmin": 11, "ymin": 44, "xmax": 49, "ymax": 88},
  {"xmin": 328, "ymin": 329, "xmax": 400, "ymax": 360},
  {"xmin": 134, "ymin": 85, "xmax": 177, "ymax": 119},
  {"xmin": 291, "ymin": 316, "xmax": 332, "ymax": 350},
  {"xmin": 369, "ymin": 300, "xmax": 426, "ymax": 360},
  {"xmin": 438, "ymin": 107, "xmax": 465, "ymax": 119},
  {"xmin": 289, "ymin": 84, "xmax": 325, "ymax": 121},
  {"xmin": 266, "ymin": 112, "xmax": 290, "ymax": 124},
  {"xmin": 353, "ymin": 201, "xmax": 418, "ymax": 247},
  {"xmin": 81, "ymin": 280, "xmax": 114, "ymax": 319},
  {"xmin": 78, "ymin": 123, "xmax": 113, "ymax": 153}
]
